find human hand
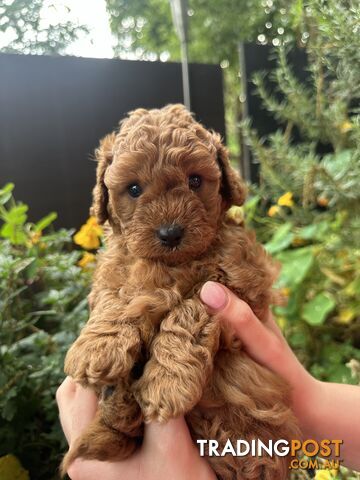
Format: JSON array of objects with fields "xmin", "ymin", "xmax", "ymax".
[
  {"xmin": 199, "ymin": 281, "xmax": 318, "ymax": 433},
  {"xmin": 56, "ymin": 377, "xmax": 216, "ymax": 480},
  {"xmin": 199, "ymin": 281, "xmax": 360, "ymax": 470}
]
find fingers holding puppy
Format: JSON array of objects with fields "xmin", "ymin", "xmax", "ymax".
[
  {"xmin": 56, "ymin": 376, "xmax": 98, "ymax": 446},
  {"xmin": 199, "ymin": 281, "xmax": 306, "ymax": 387}
]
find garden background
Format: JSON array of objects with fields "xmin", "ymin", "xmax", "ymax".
[{"xmin": 0, "ymin": 1, "xmax": 360, "ymax": 479}]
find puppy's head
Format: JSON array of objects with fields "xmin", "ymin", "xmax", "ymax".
[{"xmin": 91, "ymin": 104, "xmax": 246, "ymax": 264}]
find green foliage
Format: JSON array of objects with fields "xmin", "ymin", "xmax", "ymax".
[
  {"xmin": 0, "ymin": 184, "xmax": 91, "ymax": 480},
  {"xmin": 243, "ymin": 0, "xmax": 360, "ymax": 393},
  {"xmin": 243, "ymin": 7, "xmax": 360, "ymax": 476},
  {"xmin": 0, "ymin": 0, "xmax": 88, "ymax": 55},
  {"xmin": 302, "ymin": 292, "xmax": 336, "ymax": 326},
  {"xmin": 104, "ymin": 0, "xmax": 300, "ymax": 158},
  {"xmin": 106, "ymin": 0, "xmax": 268, "ymax": 65}
]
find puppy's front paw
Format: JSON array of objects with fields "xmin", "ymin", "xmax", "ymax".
[
  {"xmin": 65, "ymin": 334, "xmax": 138, "ymax": 385},
  {"xmin": 133, "ymin": 361, "xmax": 198, "ymax": 423},
  {"xmin": 64, "ymin": 341, "xmax": 90, "ymax": 384}
]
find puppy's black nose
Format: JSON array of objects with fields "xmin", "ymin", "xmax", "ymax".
[{"xmin": 157, "ymin": 224, "xmax": 184, "ymax": 247}]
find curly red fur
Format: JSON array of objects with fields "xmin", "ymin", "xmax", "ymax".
[{"xmin": 62, "ymin": 104, "xmax": 299, "ymax": 479}]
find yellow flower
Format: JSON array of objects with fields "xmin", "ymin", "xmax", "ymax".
[
  {"xmin": 292, "ymin": 236, "xmax": 306, "ymax": 247},
  {"xmin": 78, "ymin": 252, "xmax": 96, "ymax": 269},
  {"xmin": 29, "ymin": 231, "xmax": 41, "ymax": 245},
  {"xmin": 315, "ymin": 469, "xmax": 338, "ymax": 480},
  {"xmin": 344, "ymin": 279, "xmax": 357, "ymax": 296},
  {"xmin": 86, "ymin": 216, "xmax": 103, "ymax": 234},
  {"xmin": 268, "ymin": 205, "xmax": 280, "ymax": 217},
  {"xmin": 0, "ymin": 454, "xmax": 29, "ymax": 480},
  {"xmin": 26, "ymin": 230, "xmax": 42, "ymax": 247},
  {"xmin": 280, "ymin": 287, "xmax": 290, "ymax": 297},
  {"xmin": 74, "ymin": 216, "xmax": 103, "ymax": 250},
  {"xmin": 339, "ymin": 120, "xmax": 353, "ymax": 133},
  {"xmin": 337, "ymin": 308, "xmax": 356, "ymax": 324},
  {"xmin": 226, "ymin": 205, "xmax": 244, "ymax": 225},
  {"xmin": 276, "ymin": 316, "xmax": 287, "ymax": 331},
  {"xmin": 277, "ymin": 191, "xmax": 294, "ymax": 207}
]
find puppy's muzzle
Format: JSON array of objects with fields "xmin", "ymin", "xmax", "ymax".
[{"xmin": 156, "ymin": 224, "xmax": 184, "ymax": 248}]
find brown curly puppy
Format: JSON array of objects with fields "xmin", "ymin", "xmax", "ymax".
[{"xmin": 62, "ymin": 104, "xmax": 299, "ymax": 479}]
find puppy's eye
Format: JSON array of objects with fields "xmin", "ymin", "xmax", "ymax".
[
  {"xmin": 127, "ymin": 183, "xmax": 142, "ymax": 198},
  {"xmin": 189, "ymin": 174, "xmax": 202, "ymax": 190}
]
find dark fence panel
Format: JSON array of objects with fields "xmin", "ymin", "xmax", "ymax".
[{"xmin": 0, "ymin": 54, "xmax": 225, "ymax": 228}]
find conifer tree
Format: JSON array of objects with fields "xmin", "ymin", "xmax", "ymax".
[{"xmin": 243, "ymin": 0, "xmax": 360, "ymax": 390}]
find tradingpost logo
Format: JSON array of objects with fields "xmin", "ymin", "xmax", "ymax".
[{"xmin": 197, "ymin": 439, "xmax": 343, "ymax": 470}]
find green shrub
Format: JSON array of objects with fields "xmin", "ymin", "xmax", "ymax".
[
  {"xmin": 243, "ymin": 0, "xmax": 360, "ymax": 387},
  {"xmin": 243, "ymin": 1, "xmax": 360, "ymax": 477},
  {"xmin": 0, "ymin": 183, "xmax": 92, "ymax": 479}
]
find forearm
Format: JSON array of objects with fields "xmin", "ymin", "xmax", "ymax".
[{"xmin": 298, "ymin": 379, "xmax": 360, "ymax": 470}]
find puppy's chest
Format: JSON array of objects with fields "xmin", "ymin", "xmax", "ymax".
[{"xmin": 120, "ymin": 259, "xmax": 226, "ymax": 324}]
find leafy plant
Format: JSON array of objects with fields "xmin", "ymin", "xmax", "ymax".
[
  {"xmin": 243, "ymin": 2, "xmax": 360, "ymax": 477},
  {"xmin": 0, "ymin": 183, "xmax": 92, "ymax": 480}
]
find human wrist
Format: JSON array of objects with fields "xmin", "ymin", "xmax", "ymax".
[{"xmin": 290, "ymin": 372, "xmax": 322, "ymax": 438}]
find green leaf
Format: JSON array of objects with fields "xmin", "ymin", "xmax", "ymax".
[
  {"xmin": 6, "ymin": 286, "xmax": 28, "ymax": 301},
  {"xmin": 3, "ymin": 204, "xmax": 28, "ymax": 225},
  {"xmin": 1, "ymin": 401, "xmax": 16, "ymax": 421},
  {"xmin": 297, "ymin": 224, "xmax": 317, "ymax": 239},
  {"xmin": 297, "ymin": 222, "xmax": 329, "ymax": 241},
  {"xmin": 265, "ymin": 222, "xmax": 294, "ymax": 254},
  {"xmin": 0, "ymin": 183, "xmax": 14, "ymax": 205},
  {"xmin": 34, "ymin": 212, "xmax": 57, "ymax": 232},
  {"xmin": 245, "ymin": 194, "xmax": 260, "ymax": 209},
  {"xmin": 290, "ymin": 0, "xmax": 304, "ymax": 30},
  {"xmin": 12, "ymin": 258, "xmax": 36, "ymax": 275},
  {"xmin": 288, "ymin": 330, "xmax": 308, "ymax": 349},
  {"xmin": 243, "ymin": 195, "xmax": 261, "ymax": 222},
  {"xmin": 276, "ymin": 247, "xmax": 314, "ymax": 288},
  {"xmin": 321, "ymin": 149, "xmax": 352, "ymax": 175},
  {"xmin": 302, "ymin": 293, "xmax": 336, "ymax": 326},
  {"xmin": 0, "ymin": 223, "xmax": 28, "ymax": 245}
]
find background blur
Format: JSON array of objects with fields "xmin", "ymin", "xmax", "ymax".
[{"xmin": 0, "ymin": 1, "xmax": 359, "ymax": 479}]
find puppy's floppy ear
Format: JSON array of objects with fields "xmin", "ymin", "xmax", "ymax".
[
  {"xmin": 215, "ymin": 139, "xmax": 247, "ymax": 210},
  {"xmin": 91, "ymin": 132, "xmax": 116, "ymax": 224}
]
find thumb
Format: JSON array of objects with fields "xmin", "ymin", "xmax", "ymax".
[
  {"xmin": 144, "ymin": 417, "xmax": 192, "ymax": 452},
  {"xmin": 199, "ymin": 281, "xmax": 288, "ymax": 376}
]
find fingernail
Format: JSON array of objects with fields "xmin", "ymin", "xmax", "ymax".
[{"xmin": 200, "ymin": 281, "xmax": 228, "ymax": 311}]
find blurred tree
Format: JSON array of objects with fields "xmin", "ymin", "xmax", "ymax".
[
  {"xmin": 0, "ymin": 0, "xmax": 88, "ymax": 55},
  {"xmin": 243, "ymin": 0, "xmax": 360, "ymax": 388},
  {"xmin": 106, "ymin": 0, "xmax": 266, "ymax": 65},
  {"xmin": 105, "ymin": 0, "xmax": 266, "ymax": 164},
  {"xmin": 105, "ymin": 0, "xmax": 300, "ymax": 161},
  {"xmin": 105, "ymin": 0, "xmax": 308, "ymax": 63},
  {"xmin": 246, "ymin": 0, "xmax": 360, "ymax": 192}
]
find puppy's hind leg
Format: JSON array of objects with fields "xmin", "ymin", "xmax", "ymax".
[
  {"xmin": 60, "ymin": 383, "xmax": 143, "ymax": 477},
  {"xmin": 60, "ymin": 414, "xmax": 136, "ymax": 476},
  {"xmin": 192, "ymin": 350, "xmax": 300, "ymax": 480}
]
